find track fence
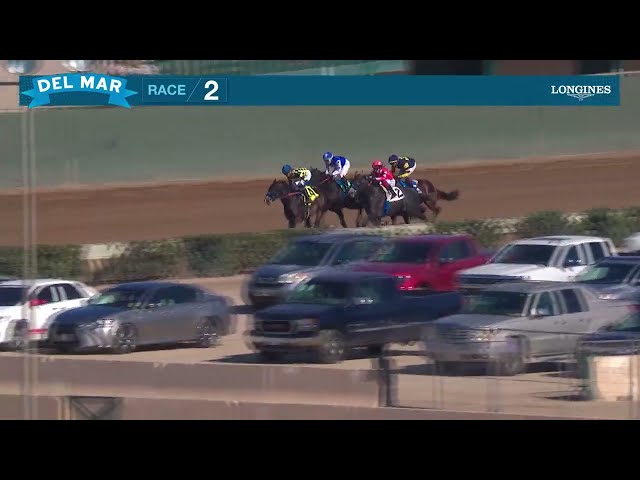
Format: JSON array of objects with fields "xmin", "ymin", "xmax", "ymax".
[{"xmin": 374, "ymin": 327, "xmax": 640, "ymax": 419}]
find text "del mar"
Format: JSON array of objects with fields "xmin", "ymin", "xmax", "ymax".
[{"xmin": 35, "ymin": 75, "xmax": 124, "ymax": 94}]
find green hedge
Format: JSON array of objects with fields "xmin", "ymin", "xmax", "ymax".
[
  {"xmin": 0, "ymin": 245, "xmax": 82, "ymax": 279},
  {"xmin": 4, "ymin": 207, "xmax": 640, "ymax": 285}
]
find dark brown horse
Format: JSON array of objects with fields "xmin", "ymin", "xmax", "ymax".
[
  {"xmin": 397, "ymin": 177, "xmax": 460, "ymax": 219},
  {"xmin": 264, "ymin": 178, "xmax": 333, "ymax": 228}
]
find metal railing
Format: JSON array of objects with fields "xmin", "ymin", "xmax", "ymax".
[{"xmin": 372, "ymin": 326, "xmax": 640, "ymax": 419}]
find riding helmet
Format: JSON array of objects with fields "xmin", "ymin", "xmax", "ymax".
[
  {"xmin": 282, "ymin": 164, "xmax": 293, "ymax": 175},
  {"xmin": 388, "ymin": 154, "xmax": 399, "ymax": 164},
  {"xmin": 372, "ymin": 160, "xmax": 383, "ymax": 169},
  {"xmin": 323, "ymin": 152, "xmax": 333, "ymax": 162}
]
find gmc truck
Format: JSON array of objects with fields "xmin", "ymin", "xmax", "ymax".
[
  {"xmin": 348, "ymin": 234, "xmax": 491, "ymax": 292},
  {"xmin": 245, "ymin": 271, "xmax": 462, "ymax": 363}
]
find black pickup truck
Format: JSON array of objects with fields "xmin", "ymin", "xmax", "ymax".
[{"xmin": 245, "ymin": 271, "xmax": 462, "ymax": 363}]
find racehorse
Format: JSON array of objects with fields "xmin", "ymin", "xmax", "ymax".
[
  {"xmin": 307, "ymin": 168, "xmax": 365, "ymax": 228},
  {"xmin": 348, "ymin": 173, "xmax": 428, "ymax": 227},
  {"xmin": 396, "ymin": 177, "xmax": 460, "ymax": 219},
  {"xmin": 264, "ymin": 179, "xmax": 320, "ymax": 228}
]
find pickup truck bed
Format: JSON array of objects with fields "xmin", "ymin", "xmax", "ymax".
[{"xmin": 245, "ymin": 271, "xmax": 462, "ymax": 363}]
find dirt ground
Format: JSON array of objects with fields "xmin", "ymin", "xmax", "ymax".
[{"xmin": 2, "ymin": 151, "xmax": 640, "ymax": 246}]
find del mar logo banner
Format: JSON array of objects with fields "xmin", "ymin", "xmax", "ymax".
[
  {"xmin": 19, "ymin": 74, "xmax": 621, "ymax": 107},
  {"xmin": 20, "ymin": 73, "xmax": 137, "ymax": 108}
]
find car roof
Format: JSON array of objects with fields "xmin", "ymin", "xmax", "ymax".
[
  {"xmin": 509, "ymin": 235, "xmax": 610, "ymax": 246},
  {"xmin": 596, "ymin": 256, "xmax": 640, "ymax": 264},
  {"xmin": 311, "ymin": 270, "xmax": 395, "ymax": 282},
  {"xmin": 392, "ymin": 234, "xmax": 472, "ymax": 244},
  {"xmin": 293, "ymin": 233, "xmax": 384, "ymax": 243},
  {"xmin": 0, "ymin": 278, "xmax": 80, "ymax": 288},
  {"xmin": 480, "ymin": 281, "xmax": 585, "ymax": 294},
  {"xmin": 105, "ymin": 280, "xmax": 191, "ymax": 291}
]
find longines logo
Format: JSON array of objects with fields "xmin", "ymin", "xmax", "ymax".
[{"xmin": 550, "ymin": 84, "xmax": 612, "ymax": 101}]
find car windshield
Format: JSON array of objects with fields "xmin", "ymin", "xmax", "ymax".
[
  {"xmin": 610, "ymin": 314, "xmax": 640, "ymax": 332},
  {"xmin": 270, "ymin": 241, "xmax": 332, "ymax": 266},
  {"xmin": 286, "ymin": 279, "xmax": 349, "ymax": 305},
  {"xmin": 0, "ymin": 287, "xmax": 27, "ymax": 307},
  {"xmin": 462, "ymin": 291, "xmax": 529, "ymax": 316},
  {"xmin": 370, "ymin": 242, "xmax": 432, "ymax": 264},
  {"xmin": 576, "ymin": 263, "xmax": 637, "ymax": 284},
  {"xmin": 88, "ymin": 288, "xmax": 147, "ymax": 309},
  {"xmin": 491, "ymin": 244, "xmax": 556, "ymax": 266}
]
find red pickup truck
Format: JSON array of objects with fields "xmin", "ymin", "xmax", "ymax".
[{"xmin": 349, "ymin": 234, "xmax": 491, "ymax": 292}]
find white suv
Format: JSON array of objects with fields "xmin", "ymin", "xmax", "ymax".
[
  {"xmin": 457, "ymin": 235, "xmax": 617, "ymax": 292},
  {"xmin": 0, "ymin": 279, "xmax": 98, "ymax": 349}
]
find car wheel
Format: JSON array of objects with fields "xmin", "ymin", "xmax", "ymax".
[
  {"xmin": 111, "ymin": 324, "xmax": 137, "ymax": 354},
  {"xmin": 494, "ymin": 337, "xmax": 526, "ymax": 376},
  {"xmin": 195, "ymin": 317, "xmax": 219, "ymax": 348},
  {"xmin": 434, "ymin": 361, "xmax": 464, "ymax": 376},
  {"xmin": 316, "ymin": 330, "xmax": 346, "ymax": 364},
  {"xmin": 366, "ymin": 345, "xmax": 384, "ymax": 357},
  {"xmin": 258, "ymin": 351, "xmax": 284, "ymax": 362},
  {"xmin": 4, "ymin": 321, "xmax": 27, "ymax": 352},
  {"xmin": 55, "ymin": 344, "xmax": 74, "ymax": 354}
]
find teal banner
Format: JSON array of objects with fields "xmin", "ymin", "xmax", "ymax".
[{"xmin": 19, "ymin": 74, "xmax": 621, "ymax": 107}]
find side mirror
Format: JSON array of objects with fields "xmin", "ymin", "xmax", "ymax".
[
  {"xmin": 352, "ymin": 297, "xmax": 374, "ymax": 306},
  {"xmin": 564, "ymin": 259, "xmax": 584, "ymax": 268},
  {"xmin": 530, "ymin": 307, "xmax": 550, "ymax": 318}
]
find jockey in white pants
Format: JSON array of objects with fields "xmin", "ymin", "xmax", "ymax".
[{"xmin": 322, "ymin": 151, "xmax": 351, "ymax": 190}]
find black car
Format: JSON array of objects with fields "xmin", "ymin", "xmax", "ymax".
[
  {"xmin": 245, "ymin": 271, "xmax": 462, "ymax": 363},
  {"xmin": 245, "ymin": 233, "xmax": 386, "ymax": 308},
  {"xmin": 578, "ymin": 311, "xmax": 640, "ymax": 357},
  {"xmin": 575, "ymin": 256, "xmax": 640, "ymax": 301}
]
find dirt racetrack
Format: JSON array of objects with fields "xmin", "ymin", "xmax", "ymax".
[{"xmin": 2, "ymin": 151, "xmax": 640, "ymax": 246}]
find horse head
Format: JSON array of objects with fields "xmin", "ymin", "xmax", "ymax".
[
  {"xmin": 264, "ymin": 178, "xmax": 290, "ymax": 205},
  {"xmin": 310, "ymin": 167, "xmax": 331, "ymax": 185}
]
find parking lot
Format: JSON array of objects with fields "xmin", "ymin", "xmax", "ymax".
[{"xmin": 3, "ymin": 274, "xmax": 638, "ymax": 419}]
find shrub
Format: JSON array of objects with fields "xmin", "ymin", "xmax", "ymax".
[
  {"xmin": 514, "ymin": 211, "xmax": 578, "ymax": 238},
  {"xmin": 90, "ymin": 240, "xmax": 187, "ymax": 284},
  {"xmin": 183, "ymin": 229, "xmax": 323, "ymax": 277},
  {"xmin": 579, "ymin": 208, "xmax": 636, "ymax": 246},
  {"xmin": 433, "ymin": 220, "xmax": 503, "ymax": 248},
  {"xmin": 0, "ymin": 245, "xmax": 82, "ymax": 279}
]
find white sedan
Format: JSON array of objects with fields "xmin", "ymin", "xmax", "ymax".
[{"xmin": 0, "ymin": 278, "xmax": 98, "ymax": 350}]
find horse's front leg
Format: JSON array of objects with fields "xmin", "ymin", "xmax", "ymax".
[
  {"xmin": 313, "ymin": 208, "xmax": 327, "ymax": 228},
  {"xmin": 334, "ymin": 209, "xmax": 348, "ymax": 228}
]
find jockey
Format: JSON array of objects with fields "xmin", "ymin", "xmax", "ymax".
[
  {"xmin": 371, "ymin": 160, "xmax": 397, "ymax": 199},
  {"xmin": 388, "ymin": 154, "xmax": 419, "ymax": 190},
  {"xmin": 282, "ymin": 164, "xmax": 312, "ymax": 191},
  {"xmin": 322, "ymin": 151, "xmax": 351, "ymax": 189}
]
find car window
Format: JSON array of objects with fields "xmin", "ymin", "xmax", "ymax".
[
  {"xmin": 563, "ymin": 246, "xmax": 585, "ymax": 267},
  {"xmin": 148, "ymin": 287, "xmax": 176, "ymax": 307},
  {"xmin": 60, "ymin": 283, "xmax": 83, "ymax": 300},
  {"xmin": 532, "ymin": 292, "xmax": 558, "ymax": 316},
  {"xmin": 439, "ymin": 240, "xmax": 471, "ymax": 262},
  {"xmin": 352, "ymin": 280, "xmax": 383, "ymax": 303},
  {"xmin": 587, "ymin": 242, "xmax": 606, "ymax": 262},
  {"xmin": 36, "ymin": 286, "xmax": 59, "ymax": 303},
  {"xmin": 166, "ymin": 286, "xmax": 198, "ymax": 304},
  {"xmin": 560, "ymin": 289, "xmax": 583, "ymax": 313},
  {"xmin": 333, "ymin": 241, "xmax": 382, "ymax": 265}
]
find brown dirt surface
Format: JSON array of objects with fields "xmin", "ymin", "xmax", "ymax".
[{"xmin": 2, "ymin": 151, "xmax": 640, "ymax": 246}]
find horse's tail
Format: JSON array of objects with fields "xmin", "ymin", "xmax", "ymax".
[{"xmin": 437, "ymin": 189, "xmax": 460, "ymax": 201}]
